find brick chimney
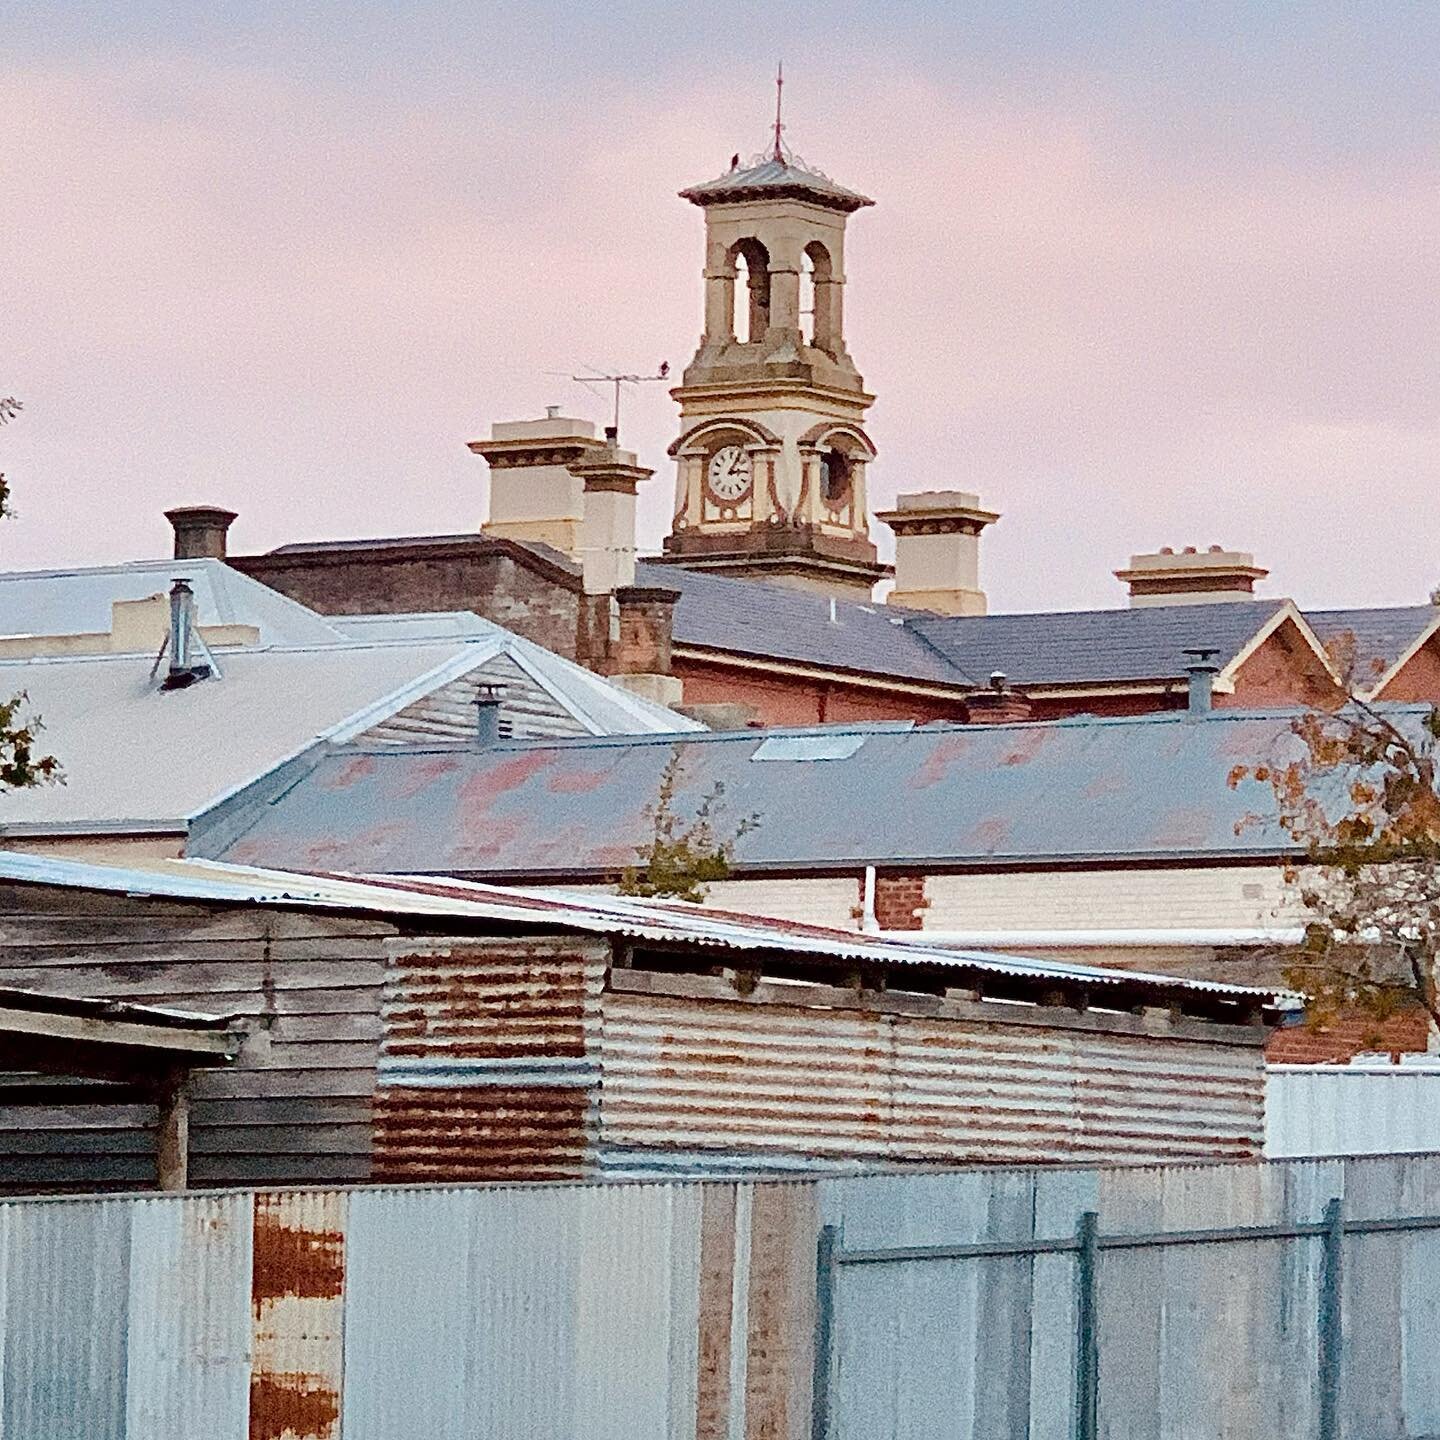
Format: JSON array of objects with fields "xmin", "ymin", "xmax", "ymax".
[
  {"xmin": 965, "ymin": 671, "xmax": 1034, "ymax": 724},
  {"xmin": 165, "ymin": 506, "xmax": 237, "ymax": 560},
  {"xmin": 876, "ymin": 491, "xmax": 1000, "ymax": 616},
  {"xmin": 468, "ymin": 408, "xmax": 610, "ymax": 556},
  {"xmin": 609, "ymin": 585, "xmax": 683, "ymax": 707},
  {"xmin": 1116, "ymin": 546, "xmax": 1268, "ymax": 607}
]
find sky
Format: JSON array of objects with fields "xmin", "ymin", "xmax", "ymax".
[{"xmin": 2, "ymin": 2, "xmax": 1438, "ymax": 612}]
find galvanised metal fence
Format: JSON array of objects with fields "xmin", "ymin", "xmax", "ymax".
[{"xmin": 812, "ymin": 1194, "xmax": 1440, "ymax": 1440}]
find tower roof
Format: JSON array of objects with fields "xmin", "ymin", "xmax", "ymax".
[{"xmin": 680, "ymin": 155, "xmax": 873, "ymax": 213}]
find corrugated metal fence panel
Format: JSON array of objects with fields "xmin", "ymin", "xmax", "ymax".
[
  {"xmin": 249, "ymin": 1190, "xmax": 347, "ymax": 1440},
  {"xmin": 0, "ymin": 1196, "xmax": 133, "ymax": 1440},
  {"xmin": 125, "ymin": 1192, "xmax": 252, "ymax": 1440},
  {"xmin": 601, "ymin": 993, "xmax": 1265, "ymax": 1170},
  {"xmin": 375, "ymin": 938, "xmax": 607, "ymax": 1181},
  {"xmin": 818, "ymin": 1168, "xmax": 1100, "ymax": 1440},
  {"xmin": 340, "ymin": 1180, "xmax": 709, "ymax": 1440},
  {"xmin": 12, "ymin": 1158, "xmax": 1440, "ymax": 1435},
  {"xmin": 1266, "ymin": 1064, "xmax": 1440, "ymax": 1158}
]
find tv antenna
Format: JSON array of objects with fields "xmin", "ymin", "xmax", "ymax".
[{"xmin": 563, "ymin": 363, "xmax": 671, "ymax": 437}]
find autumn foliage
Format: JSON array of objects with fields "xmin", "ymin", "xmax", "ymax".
[{"xmin": 1231, "ymin": 679, "xmax": 1440, "ymax": 1035}]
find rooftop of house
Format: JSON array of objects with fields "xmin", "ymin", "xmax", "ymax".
[
  {"xmin": 0, "ymin": 558, "xmax": 696, "ymax": 837},
  {"xmin": 192, "ymin": 703, "xmax": 1413, "ymax": 878},
  {"xmin": 0, "ymin": 851, "xmax": 1299, "ymax": 1019},
  {"xmin": 241, "ymin": 531, "xmax": 1439, "ymax": 698}
]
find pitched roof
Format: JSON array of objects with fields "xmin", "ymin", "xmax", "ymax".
[
  {"xmin": 634, "ymin": 563, "xmax": 964, "ymax": 687},
  {"xmin": 196, "ymin": 704, "xmax": 1382, "ymax": 877},
  {"xmin": 1306, "ymin": 606, "xmax": 1440, "ymax": 692},
  {"xmin": 0, "ymin": 558, "xmax": 342, "ymax": 648},
  {"xmin": 0, "ymin": 563, "xmax": 695, "ymax": 835},
  {"xmin": 906, "ymin": 600, "xmax": 1293, "ymax": 688},
  {"xmin": 679, "ymin": 156, "xmax": 873, "ymax": 212},
  {"xmin": 0, "ymin": 852, "xmax": 1296, "ymax": 1013}
]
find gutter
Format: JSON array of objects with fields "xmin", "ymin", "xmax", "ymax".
[{"xmin": 889, "ymin": 928, "xmax": 1307, "ymax": 949}]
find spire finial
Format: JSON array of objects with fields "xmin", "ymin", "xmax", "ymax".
[{"xmin": 772, "ymin": 61, "xmax": 785, "ymax": 163}]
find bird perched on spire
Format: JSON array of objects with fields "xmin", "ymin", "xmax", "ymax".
[{"xmin": 730, "ymin": 152, "xmax": 739, "ymax": 170}]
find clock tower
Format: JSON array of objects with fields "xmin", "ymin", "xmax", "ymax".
[{"xmin": 652, "ymin": 136, "xmax": 887, "ymax": 598}]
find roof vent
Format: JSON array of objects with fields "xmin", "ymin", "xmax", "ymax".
[
  {"xmin": 474, "ymin": 682, "xmax": 506, "ymax": 747},
  {"xmin": 1183, "ymin": 647, "xmax": 1221, "ymax": 717},
  {"xmin": 158, "ymin": 579, "xmax": 215, "ymax": 691}
]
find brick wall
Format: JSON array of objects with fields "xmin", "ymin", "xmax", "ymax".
[
  {"xmin": 673, "ymin": 657, "xmax": 965, "ymax": 727},
  {"xmin": 234, "ymin": 545, "xmax": 583, "ymax": 658},
  {"xmin": 1266, "ymin": 1008, "xmax": 1433, "ymax": 1064},
  {"xmin": 871, "ymin": 872, "xmax": 929, "ymax": 931}
]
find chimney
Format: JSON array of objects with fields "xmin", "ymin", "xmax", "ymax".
[
  {"xmin": 1116, "ymin": 546, "xmax": 1268, "ymax": 608},
  {"xmin": 875, "ymin": 492, "xmax": 1000, "ymax": 616},
  {"xmin": 468, "ymin": 410, "xmax": 610, "ymax": 556},
  {"xmin": 473, "ymin": 682, "xmax": 505, "ymax": 747},
  {"xmin": 160, "ymin": 579, "xmax": 211, "ymax": 690},
  {"xmin": 1183, "ymin": 648, "xmax": 1221, "ymax": 716},
  {"xmin": 165, "ymin": 506, "xmax": 237, "ymax": 560},
  {"xmin": 572, "ymin": 439, "xmax": 653, "ymax": 597},
  {"xmin": 965, "ymin": 671, "xmax": 1034, "ymax": 724}
]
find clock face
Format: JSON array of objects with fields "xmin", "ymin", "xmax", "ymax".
[{"xmin": 706, "ymin": 445, "xmax": 753, "ymax": 502}]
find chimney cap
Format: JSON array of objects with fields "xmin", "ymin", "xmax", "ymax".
[{"xmin": 164, "ymin": 506, "xmax": 238, "ymax": 561}]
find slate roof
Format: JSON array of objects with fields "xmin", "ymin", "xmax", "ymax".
[
  {"xmin": 679, "ymin": 155, "xmax": 873, "ymax": 212},
  {"xmin": 1306, "ymin": 606, "xmax": 1440, "ymax": 689},
  {"xmin": 905, "ymin": 600, "xmax": 1291, "ymax": 688},
  {"xmin": 193, "ymin": 704, "xmax": 1393, "ymax": 878},
  {"xmin": 634, "ymin": 563, "xmax": 964, "ymax": 687}
]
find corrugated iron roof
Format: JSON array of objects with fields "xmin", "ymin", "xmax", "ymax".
[
  {"xmin": 0, "ymin": 562, "xmax": 695, "ymax": 835},
  {"xmin": 198, "ymin": 705, "xmax": 1356, "ymax": 877},
  {"xmin": 0, "ymin": 852, "xmax": 1299, "ymax": 1009}
]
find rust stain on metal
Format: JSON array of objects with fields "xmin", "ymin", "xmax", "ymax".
[
  {"xmin": 744, "ymin": 1184, "xmax": 816, "ymax": 1438},
  {"xmin": 252, "ymin": 1205, "xmax": 345, "ymax": 1306},
  {"xmin": 966, "ymin": 814, "xmax": 1013, "ymax": 852},
  {"xmin": 248, "ymin": 1374, "xmax": 340, "ymax": 1440},
  {"xmin": 250, "ymin": 1193, "xmax": 347, "ymax": 1440},
  {"xmin": 457, "ymin": 749, "xmax": 558, "ymax": 808},
  {"xmin": 907, "ymin": 734, "xmax": 973, "ymax": 789},
  {"xmin": 547, "ymin": 766, "xmax": 611, "ymax": 794},
  {"xmin": 695, "ymin": 1186, "xmax": 738, "ymax": 1440},
  {"xmin": 999, "ymin": 727, "xmax": 1051, "ymax": 766},
  {"xmin": 394, "ymin": 754, "xmax": 462, "ymax": 799},
  {"xmin": 374, "ymin": 1084, "xmax": 590, "ymax": 1182},
  {"xmin": 323, "ymin": 754, "xmax": 377, "ymax": 789}
]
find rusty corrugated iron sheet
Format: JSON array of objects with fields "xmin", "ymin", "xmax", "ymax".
[
  {"xmin": 249, "ymin": 1191, "xmax": 346, "ymax": 1440},
  {"xmin": 194, "ymin": 706, "xmax": 1372, "ymax": 875},
  {"xmin": 600, "ymin": 992, "xmax": 1265, "ymax": 1169},
  {"xmin": 374, "ymin": 940, "xmax": 605, "ymax": 1182}
]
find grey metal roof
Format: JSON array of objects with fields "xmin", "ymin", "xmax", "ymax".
[
  {"xmin": 634, "ymin": 563, "xmax": 966, "ymax": 686},
  {"xmin": 679, "ymin": 155, "xmax": 873, "ymax": 212},
  {"xmin": 0, "ymin": 558, "xmax": 344, "ymax": 649},
  {"xmin": 0, "ymin": 561, "xmax": 695, "ymax": 835},
  {"xmin": 196, "ymin": 704, "xmax": 1380, "ymax": 877},
  {"xmin": 906, "ymin": 600, "xmax": 1291, "ymax": 687},
  {"xmin": 0, "ymin": 853, "xmax": 1297, "ymax": 1008}
]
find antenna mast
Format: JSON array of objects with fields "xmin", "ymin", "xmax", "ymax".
[
  {"xmin": 772, "ymin": 61, "xmax": 785, "ymax": 162},
  {"xmin": 567, "ymin": 365, "xmax": 671, "ymax": 437}
]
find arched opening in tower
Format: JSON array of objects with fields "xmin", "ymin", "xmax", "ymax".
[
  {"xmin": 803, "ymin": 241, "xmax": 834, "ymax": 352},
  {"xmin": 729, "ymin": 238, "xmax": 771, "ymax": 344}
]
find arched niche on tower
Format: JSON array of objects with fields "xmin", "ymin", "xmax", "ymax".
[
  {"xmin": 725, "ymin": 238, "xmax": 772, "ymax": 343},
  {"xmin": 797, "ymin": 421, "xmax": 877, "ymax": 531},
  {"xmin": 669, "ymin": 416, "xmax": 783, "ymax": 528},
  {"xmin": 803, "ymin": 240, "xmax": 843, "ymax": 355}
]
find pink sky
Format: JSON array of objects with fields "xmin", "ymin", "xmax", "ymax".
[{"xmin": 3, "ymin": 38, "xmax": 1438, "ymax": 612}]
